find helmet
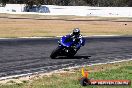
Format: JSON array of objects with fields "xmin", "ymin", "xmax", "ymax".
[{"xmin": 72, "ymin": 28, "xmax": 80, "ymax": 35}]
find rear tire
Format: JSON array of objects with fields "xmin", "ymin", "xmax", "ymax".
[{"xmin": 50, "ymin": 47, "xmax": 61, "ymax": 59}]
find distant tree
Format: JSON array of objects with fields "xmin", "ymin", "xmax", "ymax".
[
  {"xmin": 112, "ymin": 0, "xmax": 128, "ymax": 6},
  {"xmin": 68, "ymin": 0, "xmax": 88, "ymax": 6},
  {"xmin": 0, "ymin": 0, "xmax": 9, "ymax": 6},
  {"xmin": 128, "ymin": 0, "xmax": 132, "ymax": 6},
  {"xmin": 83, "ymin": 0, "xmax": 94, "ymax": 6},
  {"xmin": 1, "ymin": 0, "xmax": 132, "ymax": 7},
  {"xmin": 16, "ymin": 0, "xmax": 24, "ymax": 4}
]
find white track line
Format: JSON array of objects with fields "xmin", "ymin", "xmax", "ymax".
[
  {"xmin": 0, "ymin": 58, "xmax": 132, "ymax": 81},
  {"xmin": 0, "ymin": 35, "xmax": 122, "ymax": 39}
]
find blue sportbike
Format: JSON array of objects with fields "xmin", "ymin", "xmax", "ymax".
[{"xmin": 50, "ymin": 35, "xmax": 85, "ymax": 59}]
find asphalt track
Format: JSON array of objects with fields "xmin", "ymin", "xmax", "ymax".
[{"xmin": 0, "ymin": 36, "xmax": 132, "ymax": 78}]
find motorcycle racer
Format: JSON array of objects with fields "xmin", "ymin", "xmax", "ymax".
[
  {"xmin": 65, "ymin": 28, "xmax": 85, "ymax": 50},
  {"xmin": 50, "ymin": 28, "xmax": 85, "ymax": 58}
]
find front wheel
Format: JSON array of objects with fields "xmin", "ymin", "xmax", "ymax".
[{"xmin": 50, "ymin": 47, "xmax": 61, "ymax": 59}]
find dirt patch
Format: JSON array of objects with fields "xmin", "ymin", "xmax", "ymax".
[{"xmin": 0, "ymin": 15, "xmax": 132, "ymax": 38}]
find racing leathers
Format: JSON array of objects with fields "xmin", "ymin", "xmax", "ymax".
[{"xmin": 65, "ymin": 34, "xmax": 85, "ymax": 50}]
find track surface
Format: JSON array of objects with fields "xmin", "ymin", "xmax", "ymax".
[{"xmin": 0, "ymin": 37, "xmax": 132, "ymax": 78}]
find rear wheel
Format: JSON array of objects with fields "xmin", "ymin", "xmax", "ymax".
[{"xmin": 50, "ymin": 47, "xmax": 61, "ymax": 59}]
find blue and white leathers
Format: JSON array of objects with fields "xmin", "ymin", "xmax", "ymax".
[
  {"xmin": 50, "ymin": 34, "xmax": 85, "ymax": 58},
  {"xmin": 59, "ymin": 34, "xmax": 85, "ymax": 49}
]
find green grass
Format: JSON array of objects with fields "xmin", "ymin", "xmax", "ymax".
[{"xmin": 0, "ymin": 60, "xmax": 132, "ymax": 88}]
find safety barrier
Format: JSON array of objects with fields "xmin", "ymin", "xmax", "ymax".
[{"xmin": 0, "ymin": 4, "xmax": 132, "ymax": 17}]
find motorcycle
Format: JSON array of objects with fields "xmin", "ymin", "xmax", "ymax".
[{"xmin": 50, "ymin": 35, "xmax": 85, "ymax": 59}]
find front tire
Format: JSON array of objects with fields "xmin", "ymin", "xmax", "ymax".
[{"xmin": 50, "ymin": 47, "xmax": 61, "ymax": 59}]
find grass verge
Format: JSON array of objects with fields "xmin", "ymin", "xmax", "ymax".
[{"xmin": 0, "ymin": 60, "xmax": 132, "ymax": 88}]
